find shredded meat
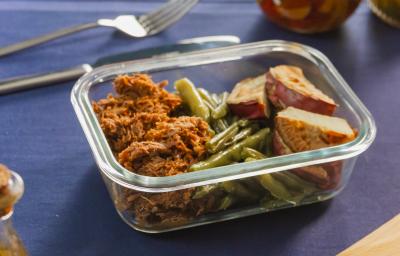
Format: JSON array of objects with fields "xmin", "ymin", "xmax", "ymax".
[{"xmin": 93, "ymin": 74, "xmax": 218, "ymax": 227}]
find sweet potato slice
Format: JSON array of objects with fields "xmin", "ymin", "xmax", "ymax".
[
  {"xmin": 227, "ymin": 74, "xmax": 270, "ymax": 119},
  {"xmin": 273, "ymin": 107, "xmax": 356, "ymax": 189},
  {"xmin": 266, "ymin": 65, "xmax": 337, "ymax": 115}
]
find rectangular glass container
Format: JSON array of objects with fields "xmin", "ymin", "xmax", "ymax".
[{"xmin": 71, "ymin": 40, "xmax": 376, "ymax": 233}]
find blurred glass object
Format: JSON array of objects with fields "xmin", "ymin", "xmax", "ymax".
[
  {"xmin": 257, "ymin": 0, "xmax": 361, "ymax": 33},
  {"xmin": 0, "ymin": 165, "xmax": 27, "ymax": 256},
  {"xmin": 369, "ymin": 0, "xmax": 400, "ymax": 28}
]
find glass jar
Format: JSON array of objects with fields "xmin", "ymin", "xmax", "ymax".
[
  {"xmin": 0, "ymin": 165, "xmax": 27, "ymax": 256},
  {"xmin": 369, "ymin": 0, "xmax": 400, "ymax": 28},
  {"xmin": 257, "ymin": 0, "xmax": 361, "ymax": 33}
]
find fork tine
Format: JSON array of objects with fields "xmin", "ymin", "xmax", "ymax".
[
  {"xmin": 144, "ymin": 0, "xmax": 198, "ymax": 35},
  {"xmin": 138, "ymin": 0, "xmax": 180, "ymax": 27}
]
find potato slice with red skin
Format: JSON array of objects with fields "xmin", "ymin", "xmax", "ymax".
[
  {"xmin": 272, "ymin": 107, "xmax": 356, "ymax": 190},
  {"xmin": 227, "ymin": 74, "xmax": 270, "ymax": 119},
  {"xmin": 266, "ymin": 65, "xmax": 337, "ymax": 116}
]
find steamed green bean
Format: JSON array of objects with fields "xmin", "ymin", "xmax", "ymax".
[
  {"xmin": 218, "ymin": 195, "xmax": 236, "ymax": 210},
  {"xmin": 206, "ymin": 120, "xmax": 243, "ymax": 153},
  {"xmin": 241, "ymin": 147, "xmax": 266, "ymax": 160},
  {"xmin": 224, "ymin": 127, "xmax": 254, "ymax": 148},
  {"xmin": 211, "ymin": 93, "xmax": 221, "ymax": 104},
  {"xmin": 198, "ymin": 88, "xmax": 218, "ymax": 107},
  {"xmin": 192, "ymin": 184, "xmax": 220, "ymax": 199},
  {"xmin": 175, "ymin": 78, "xmax": 210, "ymax": 122},
  {"xmin": 221, "ymin": 181, "xmax": 258, "ymax": 201},
  {"xmin": 190, "ymin": 128, "xmax": 270, "ymax": 171},
  {"xmin": 207, "ymin": 126, "xmax": 239, "ymax": 153},
  {"xmin": 212, "ymin": 92, "xmax": 229, "ymax": 119},
  {"xmin": 258, "ymin": 174, "xmax": 299, "ymax": 205}
]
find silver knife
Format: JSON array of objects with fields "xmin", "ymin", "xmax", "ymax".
[{"xmin": 0, "ymin": 36, "xmax": 240, "ymax": 95}]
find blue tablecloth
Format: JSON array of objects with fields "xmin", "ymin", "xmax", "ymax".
[{"xmin": 1, "ymin": 1, "xmax": 399, "ymax": 255}]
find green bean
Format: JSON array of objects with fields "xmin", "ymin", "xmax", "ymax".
[
  {"xmin": 201, "ymin": 93, "xmax": 229, "ymax": 133},
  {"xmin": 258, "ymin": 174, "xmax": 299, "ymax": 205},
  {"xmin": 206, "ymin": 120, "xmax": 246, "ymax": 152},
  {"xmin": 245, "ymin": 154, "xmax": 312, "ymax": 203},
  {"xmin": 262, "ymin": 128, "xmax": 273, "ymax": 157},
  {"xmin": 190, "ymin": 128, "xmax": 270, "ymax": 171},
  {"xmin": 273, "ymin": 171, "xmax": 317, "ymax": 195},
  {"xmin": 202, "ymin": 100, "xmax": 228, "ymax": 133},
  {"xmin": 208, "ymin": 126, "xmax": 239, "ymax": 153},
  {"xmin": 213, "ymin": 119, "xmax": 229, "ymax": 133},
  {"xmin": 211, "ymin": 93, "xmax": 221, "ymax": 104},
  {"xmin": 241, "ymin": 147, "xmax": 266, "ymax": 160},
  {"xmin": 244, "ymin": 157, "xmax": 258, "ymax": 162},
  {"xmin": 237, "ymin": 119, "xmax": 251, "ymax": 127},
  {"xmin": 199, "ymin": 88, "xmax": 229, "ymax": 121},
  {"xmin": 224, "ymin": 126, "xmax": 254, "ymax": 147},
  {"xmin": 192, "ymin": 184, "xmax": 219, "ymax": 199},
  {"xmin": 213, "ymin": 105, "xmax": 229, "ymax": 120},
  {"xmin": 260, "ymin": 127, "xmax": 272, "ymax": 157},
  {"xmin": 218, "ymin": 195, "xmax": 236, "ymax": 210},
  {"xmin": 221, "ymin": 181, "xmax": 258, "ymax": 201},
  {"xmin": 190, "ymin": 148, "xmax": 237, "ymax": 171},
  {"xmin": 221, "ymin": 119, "xmax": 229, "ymax": 127},
  {"xmin": 202, "ymin": 99, "xmax": 213, "ymax": 110},
  {"xmin": 240, "ymin": 178, "xmax": 266, "ymax": 196},
  {"xmin": 212, "ymin": 92, "xmax": 229, "ymax": 119},
  {"xmin": 219, "ymin": 92, "xmax": 229, "ymax": 102},
  {"xmin": 198, "ymin": 88, "xmax": 218, "ymax": 107},
  {"xmin": 175, "ymin": 79, "xmax": 210, "ymax": 122}
]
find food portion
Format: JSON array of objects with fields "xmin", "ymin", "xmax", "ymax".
[
  {"xmin": 266, "ymin": 65, "xmax": 337, "ymax": 115},
  {"xmin": 93, "ymin": 64, "xmax": 356, "ymax": 228},
  {"xmin": 93, "ymin": 74, "xmax": 218, "ymax": 225},
  {"xmin": 273, "ymin": 107, "xmax": 356, "ymax": 189},
  {"xmin": 227, "ymin": 74, "xmax": 270, "ymax": 119}
]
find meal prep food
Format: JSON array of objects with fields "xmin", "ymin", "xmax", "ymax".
[{"xmin": 92, "ymin": 65, "xmax": 357, "ymax": 228}]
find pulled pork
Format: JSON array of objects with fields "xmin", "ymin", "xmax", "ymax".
[{"xmin": 93, "ymin": 74, "xmax": 218, "ymax": 227}]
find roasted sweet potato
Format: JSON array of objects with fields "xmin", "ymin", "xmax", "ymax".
[
  {"xmin": 273, "ymin": 107, "xmax": 356, "ymax": 189},
  {"xmin": 266, "ymin": 65, "xmax": 337, "ymax": 115},
  {"xmin": 227, "ymin": 74, "xmax": 270, "ymax": 119}
]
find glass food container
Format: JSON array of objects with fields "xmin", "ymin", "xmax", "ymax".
[
  {"xmin": 369, "ymin": 0, "xmax": 400, "ymax": 28},
  {"xmin": 257, "ymin": 0, "xmax": 361, "ymax": 33},
  {"xmin": 71, "ymin": 40, "xmax": 376, "ymax": 233}
]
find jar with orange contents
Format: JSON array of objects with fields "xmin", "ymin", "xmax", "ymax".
[
  {"xmin": 0, "ymin": 165, "xmax": 27, "ymax": 256},
  {"xmin": 257, "ymin": 0, "xmax": 361, "ymax": 33},
  {"xmin": 369, "ymin": 0, "xmax": 400, "ymax": 28}
]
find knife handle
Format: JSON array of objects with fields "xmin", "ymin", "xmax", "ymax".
[{"xmin": 0, "ymin": 64, "xmax": 92, "ymax": 95}]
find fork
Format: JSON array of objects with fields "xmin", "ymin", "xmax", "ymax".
[{"xmin": 0, "ymin": 0, "xmax": 198, "ymax": 57}]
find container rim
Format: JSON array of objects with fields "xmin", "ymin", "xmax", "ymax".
[{"xmin": 71, "ymin": 40, "xmax": 376, "ymax": 192}]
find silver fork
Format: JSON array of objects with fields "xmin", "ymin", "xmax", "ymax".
[{"xmin": 0, "ymin": 0, "xmax": 198, "ymax": 57}]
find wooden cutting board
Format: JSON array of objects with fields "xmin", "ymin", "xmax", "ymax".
[{"xmin": 337, "ymin": 214, "xmax": 400, "ymax": 256}]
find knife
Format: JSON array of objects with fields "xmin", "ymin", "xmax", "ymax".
[{"xmin": 0, "ymin": 36, "xmax": 240, "ymax": 95}]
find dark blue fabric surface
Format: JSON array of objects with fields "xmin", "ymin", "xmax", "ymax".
[{"xmin": 1, "ymin": 1, "xmax": 399, "ymax": 255}]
